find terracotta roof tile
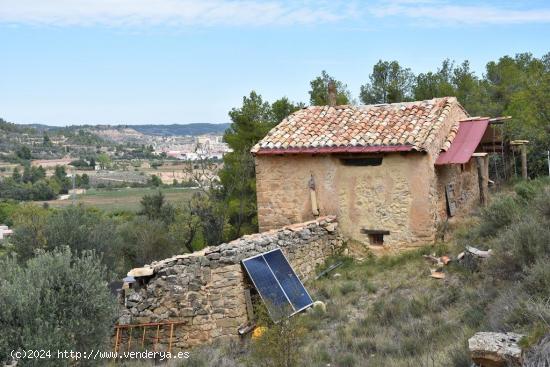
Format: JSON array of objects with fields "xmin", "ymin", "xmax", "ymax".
[{"xmin": 252, "ymin": 97, "xmax": 461, "ymax": 154}]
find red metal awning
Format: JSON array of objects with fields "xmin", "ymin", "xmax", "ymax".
[{"xmin": 435, "ymin": 119, "xmax": 489, "ymax": 165}]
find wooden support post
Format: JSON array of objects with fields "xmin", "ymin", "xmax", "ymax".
[
  {"xmin": 168, "ymin": 323, "xmax": 174, "ymax": 353},
  {"xmin": 114, "ymin": 327, "xmax": 120, "ymax": 353},
  {"xmin": 141, "ymin": 326, "xmax": 146, "ymax": 348},
  {"xmin": 521, "ymin": 144, "xmax": 528, "ymax": 179},
  {"xmin": 511, "ymin": 140, "xmax": 529, "ymax": 180},
  {"xmin": 154, "ymin": 324, "xmax": 160, "ymax": 351},
  {"xmin": 127, "ymin": 326, "xmax": 132, "ymax": 352},
  {"xmin": 476, "ymin": 156, "xmax": 486, "ymax": 206}
]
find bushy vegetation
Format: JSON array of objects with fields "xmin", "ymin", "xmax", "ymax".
[
  {"xmin": 460, "ymin": 179, "xmax": 550, "ymax": 336},
  {"xmin": 0, "ymin": 165, "xmax": 76, "ymax": 201},
  {"xmin": 0, "ymin": 248, "xmax": 117, "ymax": 366},
  {"xmin": 1, "ymin": 190, "xmax": 219, "ymax": 276}
]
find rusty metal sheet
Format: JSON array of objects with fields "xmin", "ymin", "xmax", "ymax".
[{"xmin": 436, "ymin": 119, "xmax": 489, "ymax": 165}]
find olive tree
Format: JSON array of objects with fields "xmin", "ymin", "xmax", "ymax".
[{"xmin": 0, "ymin": 248, "xmax": 117, "ymax": 366}]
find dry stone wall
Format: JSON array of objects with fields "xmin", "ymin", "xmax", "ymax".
[{"xmin": 118, "ymin": 216, "xmax": 343, "ymax": 349}]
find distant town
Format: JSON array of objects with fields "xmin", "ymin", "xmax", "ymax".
[{"xmin": 0, "ymin": 120, "xmax": 231, "ymax": 210}]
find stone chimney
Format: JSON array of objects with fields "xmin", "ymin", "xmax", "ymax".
[{"xmin": 328, "ymin": 81, "xmax": 337, "ymax": 107}]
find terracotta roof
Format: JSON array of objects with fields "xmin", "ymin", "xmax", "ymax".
[{"xmin": 252, "ymin": 97, "xmax": 463, "ymax": 155}]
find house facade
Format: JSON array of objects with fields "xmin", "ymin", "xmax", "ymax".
[{"xmin": 252, "ymin": 97, "xmax": 491, "ymax": 250}]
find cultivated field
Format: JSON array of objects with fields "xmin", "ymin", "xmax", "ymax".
[{"xmin": 39, "ymin": 187, "xmax": 197, "ymax": 212}]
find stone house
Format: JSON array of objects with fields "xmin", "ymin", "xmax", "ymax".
[{"xmin": 252, "ymin": 97, "xmax": 493, "ymax": 250}]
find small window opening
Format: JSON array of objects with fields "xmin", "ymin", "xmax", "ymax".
[
  {"xmin": 369, "ymin": 233, "xmax": 385, "ymax": 245},
  {"xmin": 340, "ymin": 157, "xmax": 383, "ymax": 166},
  {"xmin": 361, "ymin": 229, "xmax": 390, "ymax": 246}
]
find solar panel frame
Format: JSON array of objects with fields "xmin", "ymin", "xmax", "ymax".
[
  {"xmin": 262, "ymin": 249, "xmax": 313, "ymax": 313},
  {"xmin": 241, "ymin": 254, "xmax": 292, "ymax": 321},
  {"xmin": 242, "ymin": 248, "xmax": 314, "ymax": 320}
]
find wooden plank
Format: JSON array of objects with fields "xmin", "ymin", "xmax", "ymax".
[
  {"xmin": 244, "ymin": 289, "xmax": 255, "ymax": 321},
  {"xmin": 127, "ymin": 326, "xmax": 132, "ymax": 351},
  {"xmin": 445, "ymin": 183, "xmax": 456, "ymax": 217},
  {"xmin": 521, "ymin": 145, "xmax": 528, "ymax": 179},
  {"xmin": 168, "ymin": 324, "xmax": 174, "ymax": 353},
  {"xmin": 476, "ymin": 156, "xmax": 487, "ymax": 206},
  {"xmin": 141, "ymin": 327, "xmax": 146, "ymax": 348},
  {"xmin": 114, "ymin": 327, "xmax": 120, "ymax": 353}
]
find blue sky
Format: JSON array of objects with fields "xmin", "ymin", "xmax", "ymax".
[{"xmin": 1, "ymin": 0, "xmax": 549, "ymax": 126}]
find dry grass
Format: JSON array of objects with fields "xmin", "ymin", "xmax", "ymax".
[
  {"xmin": 294, "ymin": 246, "xmax": 479, "ymax": 367},
  {"xmin": 120, "ymin": 179, "xmax": 550, "ymax": 367}
]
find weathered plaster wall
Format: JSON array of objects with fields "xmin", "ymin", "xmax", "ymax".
[
  {"xmin": 435, "ymin": 157, "xmax": 488, "ymax": 222},
  {"xmin": 118, "ymin": 216, "xmax": 343, "ymax": 349},
  {"xmin": 255, "ymin": 153, "xmax": 437, "ymax": 248}
]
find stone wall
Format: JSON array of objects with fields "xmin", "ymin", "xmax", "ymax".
[
  {"xmin": 435, "ymin": 156, "xmax": 488, "ymax": 222},
  {"xmin": 118, "ymin": 216, "xmax": 343, "ymax": 349},
  {"xmin": 255, "ymin": 152, "xmax": 437, "ymax": 249}
]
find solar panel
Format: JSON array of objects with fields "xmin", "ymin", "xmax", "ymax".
[
  {"xmin": 242, "ymin": 248, "xmax": 313, "ymax": 321},
  {"xmin": 263, "ymin": 250, "xmax": 313, "ymax": 312}
]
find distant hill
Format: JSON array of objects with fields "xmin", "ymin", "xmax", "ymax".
[
  {"xmin": 18, "ymin": 122, "xmax": 231, "ymax": 137},
  {"xmin": 129, "ymin": 123, "xmax": 230, "ymax": 136}
]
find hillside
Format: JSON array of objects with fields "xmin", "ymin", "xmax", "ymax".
[
  {"xmin": 129, "ymin": 123, "xmax": 230, "ymax": 136},
  {"xmin": 155, "ymin": 179, "xmax": 550, "ymax": 367},
  {"xmin": 18, "ymin": 122, "xmax": 231, "ymax": 137}
]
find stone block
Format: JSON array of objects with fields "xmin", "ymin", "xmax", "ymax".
[
  {"xmin": 469, "ymin": 332, "xmax": 523, "ymax": 367},
  {"xmin": 216, "ymin": 318, "xmax": 240, "ymax": 328}
]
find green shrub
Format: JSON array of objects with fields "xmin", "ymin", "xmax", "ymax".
[
  {"xmin": 477, "ymin": 195, "xmax": 522, "ymax": 238},
  {"xmin": 0, "ymin": 248, "xmax": 117, "ymax": 366},
  {"xmin": 514, "ymin": 180, "xmax": 541, "ymax": 202},
  {"xmin": 523, "ymin": 259, "xmax": 550, "ymax": 297},
  {"xmin": 534, "ymin": 187, "xmax": 550, "ymax": 219},
  {"xmin": 488, "ymin": 217, "xmax": 550, "ymax": 279},
  {"xmin": 339, "ymin": 281, "xmax": 358, "ymax": 295},
  {"xmin": 0, "ymin": 201, "xmax": 18, "ymax": 226},
  {"xmin": 247, "ymin": 316, "xmax": 306, "ymax": 367}
]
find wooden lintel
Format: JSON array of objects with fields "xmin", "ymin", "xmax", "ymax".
[
  {"xmin": 361, "ymin": 229, "xmax": 390, "ymax": 235},
  {"xmin": 510, "ymin": 140, "xmax": 530, "ymax": 145},
  {"xmin": 461, "ymin": 116, "xmax": 491, "ymax": 121},
  {"xmin": 488, "ymin": 116, "xmax": 512, "ymax": 124}
]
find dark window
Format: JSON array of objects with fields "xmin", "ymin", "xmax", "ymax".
[
  {"xmin": 340, "ymin": 157, "xmax": 383, "ymax": 166},
  {"xmin": 368, "ymin": 233, "xmax": 385, "ymax": 245},
  {"xmin": 361, "ymin": 229, "xmax": 390, "ymax": 246}
]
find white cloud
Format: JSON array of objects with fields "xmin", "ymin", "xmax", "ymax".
[
  {"xmin": 370, "ymin": 1, "xmax": 550, "ymax": 25},
  {"xmin": 0, "ymin": 0, "xmax": 349, "ymax": 27},
  {"xmin": 1, "ymin": 0, "xmax": 548, "ymax": 28}
]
